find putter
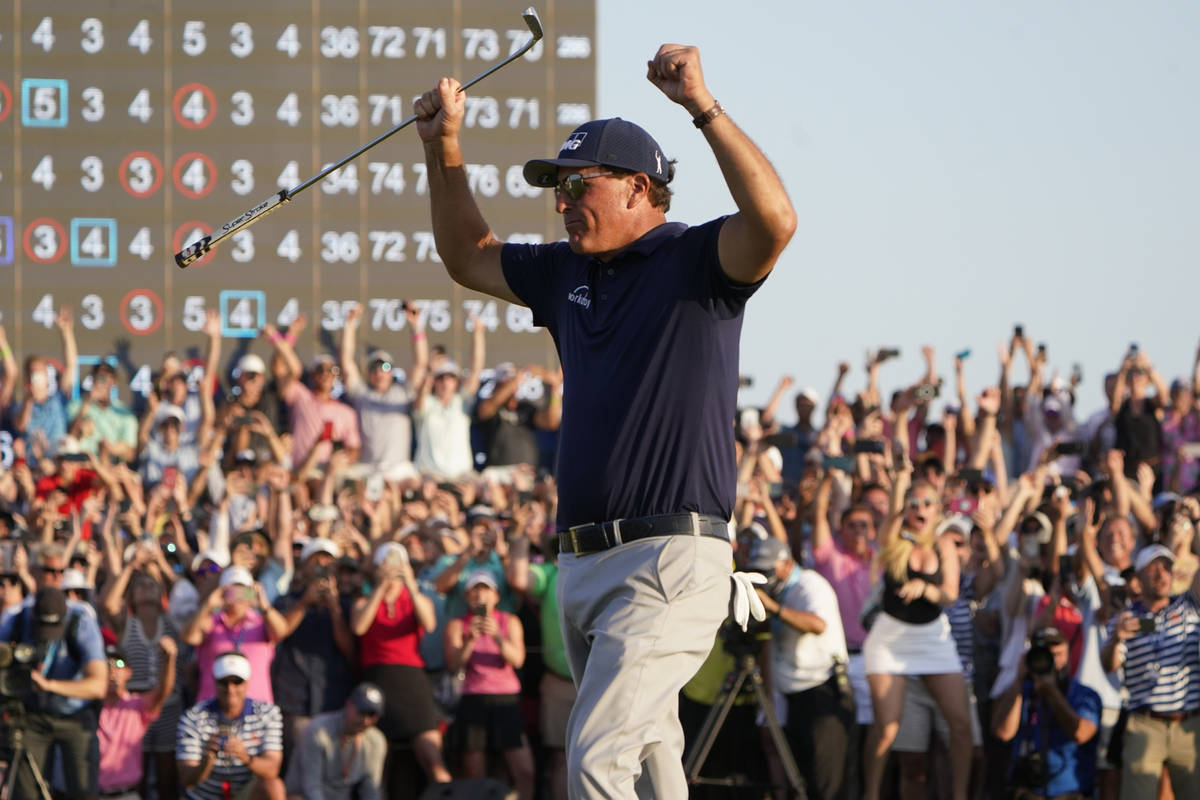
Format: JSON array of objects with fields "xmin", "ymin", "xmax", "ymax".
[{"xmin": 175, "ymin": 7, "xmax": 544, "ymax": 268}]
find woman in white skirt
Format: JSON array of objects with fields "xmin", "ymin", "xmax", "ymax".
[{"xmin": 862, "ymin": 473, "xmax": 973, "ymax": 800}]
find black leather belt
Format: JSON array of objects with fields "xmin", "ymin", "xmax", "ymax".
[{"xmin": 558, "ymin": 512, "xmax": 729, "ymax": 555}]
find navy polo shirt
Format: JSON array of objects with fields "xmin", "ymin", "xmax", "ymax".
[{"xmin": 501, "ymin": 217, "xmax": 762, "ymax": 529}]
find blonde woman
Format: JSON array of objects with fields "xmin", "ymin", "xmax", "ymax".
[{"xmin": 861, "ymin": 472, "xmax": 973, "ymax": 800}]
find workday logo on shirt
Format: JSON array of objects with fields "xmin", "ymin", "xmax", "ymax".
[{"xmin": 567, "ymin": 285, "xmax": 592, "ymax": 309}]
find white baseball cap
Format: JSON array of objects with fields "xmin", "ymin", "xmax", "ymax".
[
  {"xmin": 433, "ymin": 360, "xmax": 461, "ymax": 378},
  {"xmin": 158, "ymin": 405, "xmax": 187, "ymax": 426},
  {"xmin": 465, "ymin": 570, "xmax": 498, "ymax": 591},
  {"xmin": 218, "ymin": 565, "xmax": 255, "ymax": 588},
  {"xmin": 235, "ymin": 353, "xmax": 267, "ymax": 376},
  {"xmin": 191, "ymin": 550, "xmax": 230, "ymax": 572},
  {"xmin": 213, "ymin": 651, "xmax": 252, "ymax": 682},
  {"xmin": 54, "ymin": 435, "xmax": 83, "ymax": 457},
  {"xmin": 300, "ymin": 537, "xmax": 340, "ymax": 563},
  {"xmin": 62, "ymin": 569, "xmax": 90, "ymax": 591},
  {"xmin": 373, "ymin": 542, "xmax": 408, "ymax": 567},
  {"xmin": 1134, "ymin": 544, "xmax": 1175, "ymax": 573}
]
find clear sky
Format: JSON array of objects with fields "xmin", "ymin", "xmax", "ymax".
[{"xmin": 594, "ymin": 0, "xmax": 1200, "ymax": 422}]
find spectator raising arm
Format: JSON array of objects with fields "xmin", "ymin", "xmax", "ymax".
[
  {"xmin": 262, "ymin": 318, "xmax": 304, "ymax": 395},
  {"xmin": 406, "ymin": 301, "xmax": 430, "ymax": 391},
  {"xmin": 56, "ymin": 305, "xmax": 78, "ymax": 398},
  {"xmin": 759, "ymin": 374, "xmax": 793, "ymax": 430},
  {"xmin": 0, "ymin": 324, "xmax": 15, "ymax": 410},
  {"xmin": 338, "ymin": 303, "xmax": 366, "ymax": 393}
]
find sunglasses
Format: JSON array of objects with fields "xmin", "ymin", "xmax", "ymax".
[
  {"xmin": 553, "ymin": 171, "xmax": 617, "ymax": 201},
  {"xmin": 109, "ymin": 657, "xmax": 127, "ymax": 669},
  {"xmin": 369, "ymin": 360, "xmax": 392, "ymax": 372},
  {"xmin": 314, "ymin": 364, "xmax": 341, "ymax": 376},
  {"xmin": 217, "ymin": 677, "xmax": 246, "ymax": 687},
  {"xmin": 39, "ymin": 567, "xmax": 64, "ymax": 576},
  {"xmin": 906, "ymin": 498, "xmax": 937, "ymax": 509},
  {"xmin": 195, "ymin": 563, "xmax": 222, "ymax": 576}
]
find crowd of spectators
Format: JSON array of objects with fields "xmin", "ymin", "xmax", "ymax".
[{"xmin": 0, "ymin": 310, "xmax": 1198, "ymax": 800}]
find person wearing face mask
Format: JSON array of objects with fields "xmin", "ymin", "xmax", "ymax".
[{"xmin": 993, "ymin": 626, "xmax": 1101, "ymax": 800}]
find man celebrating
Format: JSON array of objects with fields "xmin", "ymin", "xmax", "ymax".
[{"xmin": 414, "ymin": 43, "xmax": 795, "ymax": 800}]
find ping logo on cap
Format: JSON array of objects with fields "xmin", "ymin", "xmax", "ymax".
[{"xmin": 561, "ymin": 132, "xmax": 588, "ymax": 151}]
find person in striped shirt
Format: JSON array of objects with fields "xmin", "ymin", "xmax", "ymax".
[
  {"xmin": 1101, "ymin": 543, "xmax": 1200, "ymax": 799},
  {"xmin": 176, "ymin": 651, "xmax": 285, "ymax": 800}
]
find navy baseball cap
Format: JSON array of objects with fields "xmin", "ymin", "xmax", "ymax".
[{"xmin": 523, "ymin": 118, "xmax": 671, "ymax": 188}]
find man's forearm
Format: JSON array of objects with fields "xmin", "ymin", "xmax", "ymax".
[
  {"xmin": 179, "ymin": 758, "xmax": 216, "ymax": 790},
  {"xmin": 245, "ymin": 752, "xmax": 281, "ymax": 779},
  {"xmin": 1042, "ymin": 684, "xmax": 1085, "ymax": 739}
]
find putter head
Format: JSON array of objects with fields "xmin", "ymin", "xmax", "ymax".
[{"xmin": 522, "ymin": 7, "xmax": 544, "ymax": 42}]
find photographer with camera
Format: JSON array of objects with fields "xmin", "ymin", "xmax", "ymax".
[
  {"xmin": 1101, "ymin": 543, "xmax": 1200, "ymax": 799},
  {"xmin": 270, "ymin": 538, "xmax": 355, "ymax": 775},
  {"xmin": 0, "ymin": 586, "xmax": 107, "ymax": 799},
  {"xmin": 751, "ymin": 537, "xmax": 854, "ymax": 800},
  {"xmin": 993, "ymin": 625, "xmax": 1101, "ymax": 799}
]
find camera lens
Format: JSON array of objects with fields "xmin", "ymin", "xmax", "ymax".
[{"xmin": 1025, "ymin": 644, "xmax": 1054, "ymax": 676}]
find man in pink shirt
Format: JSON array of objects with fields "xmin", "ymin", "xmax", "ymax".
[
  {"xmin": 811, "ymin": 470, "xmax": 878, "ymax": 729},
  {"xmin": 98, "ymin": 637, "xmax": 178, "ymax": 798},
  {"xmin": 260, "ymin": 323, "xmax": 361, "ymax": 467}
]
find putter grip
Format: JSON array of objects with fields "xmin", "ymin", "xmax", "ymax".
[{"xmin": 175, "ymin": 190, "xmax": 290, "ymax": 269}]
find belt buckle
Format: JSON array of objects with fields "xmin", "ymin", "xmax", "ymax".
[{"xmin": 566, "ymin": 523, "xmax": 590, "ymax": 554}]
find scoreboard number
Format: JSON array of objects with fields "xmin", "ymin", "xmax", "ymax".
[{"xmin": 6, "ymin": 4, "xmax": 590, "ymax": 378}]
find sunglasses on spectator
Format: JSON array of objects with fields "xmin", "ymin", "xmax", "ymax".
[
  {"xmin": 553, "ymin": 171, "xmax": 618, "ymax": 201},
  {"xmin": 314, "ymin": 364, "xmax": 340, "ymax": 376},
  {"xmin": 39, "ymin": 567, "xmax": 64, "ymax": 575},
  {"xmin": 906, "ymin": 498, "xmax": 937, "ymax": 509},
  {"xmin": 109, "ymin": 657, "xmax": 127, "ymax": 669},
  {"xmin": 195, "ymin": 563, "xmax": 222, "ymax": 576},
  {"xmin": 217, "ymin": 677, "xmax": 245, "ymax": 687},
  {"xmin": 369, "ymin": 360, "xmax": 392, "ymax": 372}
]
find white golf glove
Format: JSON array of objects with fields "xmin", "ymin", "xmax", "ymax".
[{"xmin": 729, "ymin": 571, "xmax": 768, "ymax": 631}]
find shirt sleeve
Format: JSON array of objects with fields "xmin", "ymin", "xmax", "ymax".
[
  {"xmin": 176, "ymin": 707, "xmax": 205, "ymax": 763},
  {"xmin": 296, "ymin": 720, "xmax": 327, "ymax": 800},
  {"xmin": 500, "ymin": 241, "xmax": 570, "ymax": 331},
  {"xmin": 259, "ymin": 703, "xmax": 284, "ymax": 752},
  {"xmin": 73, "ymin": 608, "xmax": 107, "ymax": 664},
  {"xmin": 280, "ymin": 379, "xmax": 310, "ymax": 408},
  {"xmin": 1073, "ymin": 685, "xmax": 1102, "ymax": 727},
  {"xmin": 700, "ymin": 216, "xmax": 767, "ymax": 308},
  {"xmin": 529, "ymin": 563, "xmax": 549, "ymax": 602},
  {"xmin": 358, "ymin": 728, "xmax": 387, "ymax": 800},
  {"xmin": 338, "ymin": 405, "xmax": 361, "ymax": 449}
]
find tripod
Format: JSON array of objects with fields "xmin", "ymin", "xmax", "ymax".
[
  {"xmin": 684, "ymin": 651, "xmax": 804, "ymax": 798},
  {"xmin": 1, "ymin": 724, "xmax": 53, "ymax": 800}
]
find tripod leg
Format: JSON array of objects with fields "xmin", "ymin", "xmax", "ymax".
[
  {"xmin": 24, "ymin": 749, "xmax": 54, "ymax": 800},
  {"xmin": 683, "ymin": 668, "xmax": 749, "ymax": 780},
  {"xmin": 748, "ymin": 667, "xmax": 806, "ymax": 797}
]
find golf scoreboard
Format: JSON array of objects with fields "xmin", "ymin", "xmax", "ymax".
[{"xmin": 0, "ymin": 0, "xmax": 595, "ymax": 394}]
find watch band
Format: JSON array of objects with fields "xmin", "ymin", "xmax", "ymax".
[{"xmin": 692, "ymin": 101, "xmax": 725, "ymax": 129}]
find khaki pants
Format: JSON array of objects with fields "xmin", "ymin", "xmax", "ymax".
[
  {"xmin": 1119, "ymin": 711, "xmax": 1200, "ymax": 799},
  {"xmin": 557, "ymin": 535, "xmax": 731, "ymax": 800}
]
